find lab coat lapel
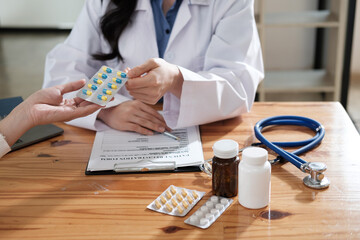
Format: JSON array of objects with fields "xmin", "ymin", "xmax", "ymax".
[
  {"xmin": 167, "ymin": 0, "xmax": 210, "ymax": 51},
  {"xmin": 135, "ymin": 0, "xmax": 159, "ymax": 59},
  {"xmin": 167, "ymin": 1, "xmax": 192, "ymax": 50}
]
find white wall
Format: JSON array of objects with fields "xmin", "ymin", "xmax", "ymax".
[
  {"xmin": 351, "ymin": 1, "xmax": 360, "ymax": 76},
  {"xmin": 0, "ymin": 0, "xmax": 85, "ymax": 29}
]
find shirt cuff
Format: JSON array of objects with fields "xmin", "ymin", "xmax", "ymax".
[{"xmin": 0, "ymin": 132, "xmax": 11, "ymax": 158}]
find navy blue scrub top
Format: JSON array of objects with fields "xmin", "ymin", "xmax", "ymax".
[{"xmin": 151, "ymin": 0, "xmax": 183, "ymax": 58}]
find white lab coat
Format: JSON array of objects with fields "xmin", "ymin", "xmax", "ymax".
[{"xmin": 43, "ymin": 0, "xmax": 264, "ymax": 131}]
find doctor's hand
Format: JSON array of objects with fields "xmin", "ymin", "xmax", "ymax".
[
  {"xmin": 126, "ymin": 58, "xmax": 184, "ymax": 104},
  {"xmin": 97, "ymin": 100, "xmax": 170, "ymax": 135},
  {"xmin": 0, "ymin": 79, "xmax": 102, "ymax": 147}
]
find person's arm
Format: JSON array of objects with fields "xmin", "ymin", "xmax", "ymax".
[
  {"xmin": 43, "ymin": 0, "xmax": 153, "ymax": 133},
  {"xmin": 0, "ymin": 80, "xmax": 101, "ymax": 157},
  {"xmin": 0, "ymin": 106, "xmax": 33, "ymax": 151},
  {"xmin": 171, "ymin": 0, "xmax": 263, "ymax": 128},
  {"xmin": 43, "ymin": 0, "xmax": 168, "ymax": 134},
  {"xmin": 43, "ymin": 0, "xmax": 113, "ymax": 131},
  {"xmin": 125, "ymin": 0, "xmax": 264, "ymax": 129}
]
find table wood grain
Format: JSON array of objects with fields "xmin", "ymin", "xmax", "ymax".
[{"xmin": 0, "ymin": 102, "xmax": 359, "ymax": 239}]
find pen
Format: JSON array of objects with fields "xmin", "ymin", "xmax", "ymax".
[{"xmin": 162, "ymin": 131, "xmax": 181, "ymax": 141}]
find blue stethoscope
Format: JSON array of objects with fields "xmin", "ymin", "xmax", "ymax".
[{"xmin": 254, "ymin": 115, "xmax": 330, "ymax": 189}]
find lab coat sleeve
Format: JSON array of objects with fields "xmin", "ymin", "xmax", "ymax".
[
  {"xmin": 163, "ymin": 0, "xmax": 264, "ymax": 129},
  {"xmin": 43, "ymin": 0, "xmax": 131, "ymax": 131}
]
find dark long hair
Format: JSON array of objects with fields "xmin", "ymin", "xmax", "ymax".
[{"xmin": 93, "ymin": 0, "xmax": 138, "ymax": 62}]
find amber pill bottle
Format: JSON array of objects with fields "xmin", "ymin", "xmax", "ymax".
[{"xmin": 212, "ymin": 139, "xmax": 239, "ymax": 198}]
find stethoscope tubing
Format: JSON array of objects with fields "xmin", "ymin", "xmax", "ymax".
[{"xmin": 254, "ymin": 115, "xmax": 325, "ymax": 169}]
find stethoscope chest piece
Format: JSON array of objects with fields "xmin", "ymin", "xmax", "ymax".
[{"xmin": 301, "ymin": 162, "xmax": 330, "ymax": 189}]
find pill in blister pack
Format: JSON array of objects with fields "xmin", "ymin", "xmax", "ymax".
[
  {"xmin": 184, "ymin": 195, "xmax": 233, "ymax": 229},
  {"xmin": 147, "ymin": 185, "xmax": 205, "ymax": 217},
  {"xmin": 76, "ymin": 66, "xmax": 128, "ymax": 106}
]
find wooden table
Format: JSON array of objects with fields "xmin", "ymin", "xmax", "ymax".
[{"xmin": 1, "ymin": 102, "xmax": 359, "ymax": 239}]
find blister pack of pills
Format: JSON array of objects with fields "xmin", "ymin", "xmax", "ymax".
[
  {"xmin": 184, "ymin": 195, "xmax": 233, "ymax": 229},
  {"xmin": 147, "ymin": 185, "xmax": 205, "ymax": 217},
  {"xmin": 76, "ymin": 66, "xmax": 128, "ymax": 106}
]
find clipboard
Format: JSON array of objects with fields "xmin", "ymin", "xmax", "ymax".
[
  {"xmin": 84, "ymin": 127, "xmax": 204, "ymax": 175},
  {"xmin": 85, "ymin": 161, "xmax": 202, "ymax": 175}
]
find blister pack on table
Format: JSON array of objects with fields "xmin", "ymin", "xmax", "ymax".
[
  {"xmin": 76, "ymin": 66, "xmax": 128, "ymax": 106},
  {"xmin": 147, "ymin": 185, "xmax": 205, "ymax": 217},
  {"xmin": 184, "ymin": 195, "xmax": 233, "ymax": 229}
]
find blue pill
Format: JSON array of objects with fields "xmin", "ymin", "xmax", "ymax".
[
  {"xmin": 93, "ymin": 78, "xmax": 103, "ymax": 84},
  {"xmin": 98, "ymin": 73, "xmax": 107, "ymax": 79},
  {"xmin": 88, "ymin": 84, "xmax": 97, "ymax": 90},
  {"xmin": 82, "ymin": 89, "xmax": 92, "ymax": 96},
  {"xmin": 113, "ymin": 77, "xmax": 122, "ymax": 84},
  {"xmin": 102, "ymin": 89, "xmax": 112, "ymax": 95},
  {"xmin": 97, "ymin": 94, "xmax": 107, "ymax": 101},
  {"xmin": 102, "ymin": 66, "xmax": 112, "ymax": 73},
  {"xmin": 108, "ymin": 83, "xmax": 117, "ymax": 89}
]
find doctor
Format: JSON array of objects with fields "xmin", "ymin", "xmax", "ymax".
[{"xmin": 43, "ymin": 0, "xmax": 264, "ymax": 135}]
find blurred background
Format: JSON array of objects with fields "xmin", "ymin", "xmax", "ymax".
[{"xmin": 0, "ymin": 0, "xmax": 359, "ymax": 131}]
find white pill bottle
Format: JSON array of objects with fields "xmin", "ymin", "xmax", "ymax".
[{"xmin": 238, "ymin": 147, "xmax": 271, "ymax": 209}]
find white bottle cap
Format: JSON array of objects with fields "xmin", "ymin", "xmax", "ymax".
[
  {"xmin": 242, "ymin": 147, "xmax": 268, "ymax": 165},
  {"xmin": 212, "ymin": 139, "xmax": 239, "ymax": 159}
]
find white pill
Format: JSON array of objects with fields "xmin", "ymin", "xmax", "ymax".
[
  {"xmin": 206, "ymin": 201, "xmax": 214, "ymax": 208},
  {"xmin": 210, "ymin": 196, "xmax": 219, "ymax": 203},
  {"xmin": 215, "ymin": 203, "xmax": 224, "ymax": 211},
  {"xmin": 200, "ymin": 206, "xmax": 209, "ymax": 213},
  {"xmin": 211, "ymin": 208, "xmax": 220, "ymax": 216},
  {"xmin": 221, "ymin": 198, "xmax": 229, "ymax": 205},
  {"xmin": 200, "ymin": 218, "xmax": 209, "ymax": 226},
  {"xmin": 205, "ymin": 213, "xmax": 214, "ymax": 222},
  {"xmin": 190, "ymin": 215, "xmax": 198, "ymax": 224},
  {"xmin": 195, "ymin": 211, "xmax": 203, "ymax": 218}
]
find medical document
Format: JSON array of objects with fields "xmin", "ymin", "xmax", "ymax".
[{"xmin": 86, "ymin": 126, "xmax": 204, "ymax": 172}]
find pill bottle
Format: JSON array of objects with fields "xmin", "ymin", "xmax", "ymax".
[
  {"xmin": 212, "ymin": 139, "xmax": 239, "ymax": 198},
  {"xmin": 238, "ymin": 147, "xmax": 271, "ymax": 209}
]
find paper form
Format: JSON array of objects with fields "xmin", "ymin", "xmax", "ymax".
[{"xmin": 86, "ymin": 126, "xmax": 204, "ymax": 172}]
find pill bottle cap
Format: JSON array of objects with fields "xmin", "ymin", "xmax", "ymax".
[
  {"xmin": 242, "ymin": 147, "xmax": 268, "ymax": 165},
  {"xmin": 212, "ymin": 139, "xmax": 239, "ymax": 159}
]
